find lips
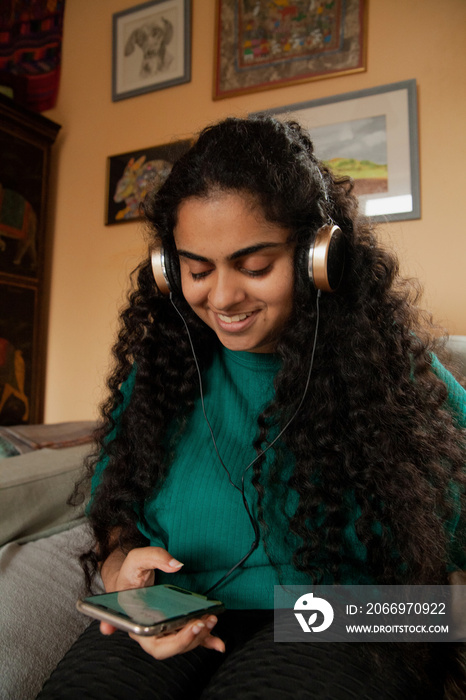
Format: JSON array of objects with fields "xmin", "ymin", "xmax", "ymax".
[
  {"xmin": 217, "ymin": 312, "xmax": 252, "ymax": 324},
  {"xmin": 212, "ymin": 309, "xmax": 259, "ymax": 333}
]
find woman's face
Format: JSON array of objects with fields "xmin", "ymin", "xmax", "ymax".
[{"xmin": 173, "ymin": 191, "xmax": 295, "ymax": 354}]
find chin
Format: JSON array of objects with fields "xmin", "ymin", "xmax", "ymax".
[{"xmin": 218, "ymin": 335, "xmax": 275, "ymax": 354}]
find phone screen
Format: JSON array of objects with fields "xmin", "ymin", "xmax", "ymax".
[{"xmin": 79, "ymin": 584, "xmax": 224, "ymax": 630}]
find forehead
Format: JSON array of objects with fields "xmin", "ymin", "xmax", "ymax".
[{"xmin": 174, "ymin": 192, "xmax": 290, "ymax": 256}]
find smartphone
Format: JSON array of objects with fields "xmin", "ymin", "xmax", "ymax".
[{"xmin": 76, "ymin": 584, "xmax": 224, "ymax": 637}]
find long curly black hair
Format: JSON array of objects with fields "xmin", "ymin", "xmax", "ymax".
[{"xmin": 81, "ymin": 116, "xmax": 465, "ymax": 600}]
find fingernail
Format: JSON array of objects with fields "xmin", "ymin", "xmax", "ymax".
[
  {"xmin": 206, "ymin": 616, "xmax": 217, "ymax": 630},
  {"xmin": 168, "ymin": 558, "xmax": 184, "ymax": 568},
  {"xmin": 192, "ymin": 622, "xmax": 205, "ymax": 635}
]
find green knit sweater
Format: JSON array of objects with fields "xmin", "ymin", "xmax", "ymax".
[
  {"xmin": 139, "ymin": 349, "xmax": 313, "ymax": 608},
  {"xmin": 91, "ymin": 349, "xmax": 466, "ymax": 609}
]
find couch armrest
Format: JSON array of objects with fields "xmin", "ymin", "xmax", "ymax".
[{"xmin": 0, "ymin": 443, "xmax": 91, "ymax": 546}]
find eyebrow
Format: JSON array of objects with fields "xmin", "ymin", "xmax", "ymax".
[{"xmin": 177, "ymin": 243, "xmax": 284, "ymax": 264}]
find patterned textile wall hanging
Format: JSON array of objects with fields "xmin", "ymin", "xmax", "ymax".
[{"xmin": 0, "ymin": 0, "xmax": 65, "ymax": 112}]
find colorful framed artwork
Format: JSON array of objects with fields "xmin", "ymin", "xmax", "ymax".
[
  {"xmin": 255, "ymin": 80, "xmax": 420, "ymax": 222},
  {"xmin": 0, "ymin": 282, "xmax": 36, "ymax": 426},
  {"xmin": 0, "ymin": 127, "xmax": 45, "ymax": 281},
  {"xmin": 105, "ymin": 138, "xmax": 193, "ymax": 224},
  {"xmin": 0, "ymin": 94, "xmax": 60, "ymax": 425},
  {"xmin": 112, "ymin": 0, "xmax": 191, "ymax": 102},
  {"xmin": 214, "ymin": 0, "xmax": 367, "ymax": 100}
]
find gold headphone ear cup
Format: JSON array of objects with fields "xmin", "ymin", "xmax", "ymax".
[
  {"xmin": 308, "ymin": 224, "xmax": 346, "ymax": 292},
  {"xmin": 150, "ymin": 245, "xmax": 171, "ymax": 295}
]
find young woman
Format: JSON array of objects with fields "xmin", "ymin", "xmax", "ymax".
[{"xmin": 38, "ymin": 116, "xmax": 466, "ymax": 699}]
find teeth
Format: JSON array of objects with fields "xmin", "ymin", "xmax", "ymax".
[{"xmin": 218, "ymin": 313, "xmax": 251, "ymax": 323}]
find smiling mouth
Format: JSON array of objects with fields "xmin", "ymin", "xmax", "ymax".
[{"xmin": 217, "ymin": 312, "xmax": 253, "ymax": 324}]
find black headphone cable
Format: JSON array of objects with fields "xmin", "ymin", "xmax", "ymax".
[{"xmin": 170, "ymin": 290, "xmax": 321, "ymax": 595}]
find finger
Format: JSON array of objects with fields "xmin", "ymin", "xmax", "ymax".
[
  {"xmin": 129, "ymin": 619, "xmax": 218, "ymax": 660},
  {"xmin": 199, "ymin": 614, "xmax": 225, "ymax": 653},
  {"xmin": 201, "ymin": 634, "xmax": 226, "ymax": 653},
  {"xmin": 100, "ymin": 621, "xmax": 117, "ymax": 635},
  {"xmin": 124, "ymin": 547, "xmax": 184, "ymax": 575},
  {"xmin": 117, "ymin": 547, "xmax": 184, "ymax": 590},
  {"xmin": 181, "ymin": 616, "xmax": 224, "ymax": 653},
  {"xmin": 203, "ymin": 614, "xmax": 219, "ymax": 630}
]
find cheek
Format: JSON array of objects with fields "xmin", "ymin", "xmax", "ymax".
[
  {"xmin": 275, "ymin": 290, "xmax": 294, "ymax": 322},
  {"xmin": 180, "ymin": 276, "xmax": 206, "ymax": 310},
  {"xmin": 271, "ymin": 269, "xmax": 295, "ymax": 314}
]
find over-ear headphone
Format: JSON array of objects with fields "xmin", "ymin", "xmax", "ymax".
[
  {"xmin": 305, "ymin": 221, "xmax": 345, "ymax": 293},
  {"xmin": 150, "ymin": 244, "xmax": 181, "ymax": 296},
  {"xmin": 150, "ymin": 220, "xmax": 345, "ymax": 296}
]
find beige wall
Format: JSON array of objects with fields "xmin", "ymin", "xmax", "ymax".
[{"xmin": 43, "ymin": 0, "xmax": 466, "ymax": 422}]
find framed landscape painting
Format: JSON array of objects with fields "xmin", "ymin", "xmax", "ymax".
[{"xmin": 256, "ymin": 80, "xmax": 420, "ymax": 222}]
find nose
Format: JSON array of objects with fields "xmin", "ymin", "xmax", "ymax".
[{"xmin": 208, "ymin": 268, "xmax": 247, "ymax": 310}]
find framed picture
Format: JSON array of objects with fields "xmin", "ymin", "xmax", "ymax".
[
  {"xmin": 214, "ymin": 0, "xmax": 367, "ymax": 100},
  {"xmin": 0, "ymin": 282, "xmax": 36, "ymax": 426},
  {"xmin": 112, "ymin": 0, "xmax": 191, "ymax": 102},
  {"xmin": 0, "ymin": 94, "xmax": 60, "ymax": 425},
  {"xmin": 256, "ymin": 80, "xmax": 420, "ymax": 222},
  {"xmin": 0, "ymin": 129, "xmax": 47, "ymax": 281},
  {"xmin": 106, "ymin": 138, "xmax": 193, "ymax": 224}
]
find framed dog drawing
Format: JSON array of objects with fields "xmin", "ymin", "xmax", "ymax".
[{"xmin": 112, "ymin": 0, "xmax": 191, "ymax": 101}]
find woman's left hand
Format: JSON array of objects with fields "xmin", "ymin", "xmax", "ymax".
[{"xmin": 127, "ymin": 614, "xmax": 225, "ymax": 660}]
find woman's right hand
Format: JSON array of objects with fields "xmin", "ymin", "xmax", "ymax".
[
  {"xmin": 101, "ymin": 545, "xmax": 184, "ymax": 594},
  {"xmin": 98, "ymin": 546, "xmax": 225, "ymax": 658}
]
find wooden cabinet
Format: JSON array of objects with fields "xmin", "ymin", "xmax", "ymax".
[{"xmin": 0, "ymin": 94, "xmax": 60, "ymax": 425}]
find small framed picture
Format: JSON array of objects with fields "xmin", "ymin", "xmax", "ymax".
[
  {"xmin": 105, "ymin": 138, "xmax": 193, "ymax": 224},
  {"xmin": 255, "ymin": 80, "xmax": 420, "ymax": 222},
  {"xmin": 112, "ymin": 0, "xmax": 191, "ymax": 102}
]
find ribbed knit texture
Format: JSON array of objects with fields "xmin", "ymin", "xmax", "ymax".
[
  {"xmin": 138, "ymin": 348, "xmax": 312, "ymax": 608},
  {"xmin": 92, "ymin": 350, "xmax": 466, "ymax": 608},
  {"xmin": 431, "ymin": 353, "xmax": 466, "ymax": 428}
]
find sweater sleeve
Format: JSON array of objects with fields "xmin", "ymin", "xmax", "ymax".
[{"xmin": 430, "ymin": 354, "xmax": 466, "ymax": 429}]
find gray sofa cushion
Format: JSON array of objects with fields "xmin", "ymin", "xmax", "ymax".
[
  {"xmin": 0, "ymin": 522, "xmax": 104, "ymax": 700},
  {"xmin": 0, "ymin": 443, "xmax": 91, "ymax": 546}
]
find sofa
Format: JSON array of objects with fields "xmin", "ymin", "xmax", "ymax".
[
  {"xmin": 0, "ymin": 423, "xmax": 104, "ymax": 700},
  {"xmin": 0, "ymin": 337, "xmax": 465, "ymax": 699}
]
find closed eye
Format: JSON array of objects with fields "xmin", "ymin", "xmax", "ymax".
[
  {"xmin": 191, "ymin": 265, "xmax": 272, "ymax": 280},
  {"xmin": 191, "ymin": 269, "xmax": 212, "ymax": 280},
  {"xmin": 240, "ymin": 264, "xmax": 272, "ymax": 278}
]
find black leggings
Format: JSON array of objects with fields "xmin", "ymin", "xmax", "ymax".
[{"xmin": 37, "ymin": 610, "xmax": 444, "ymax": 700}]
